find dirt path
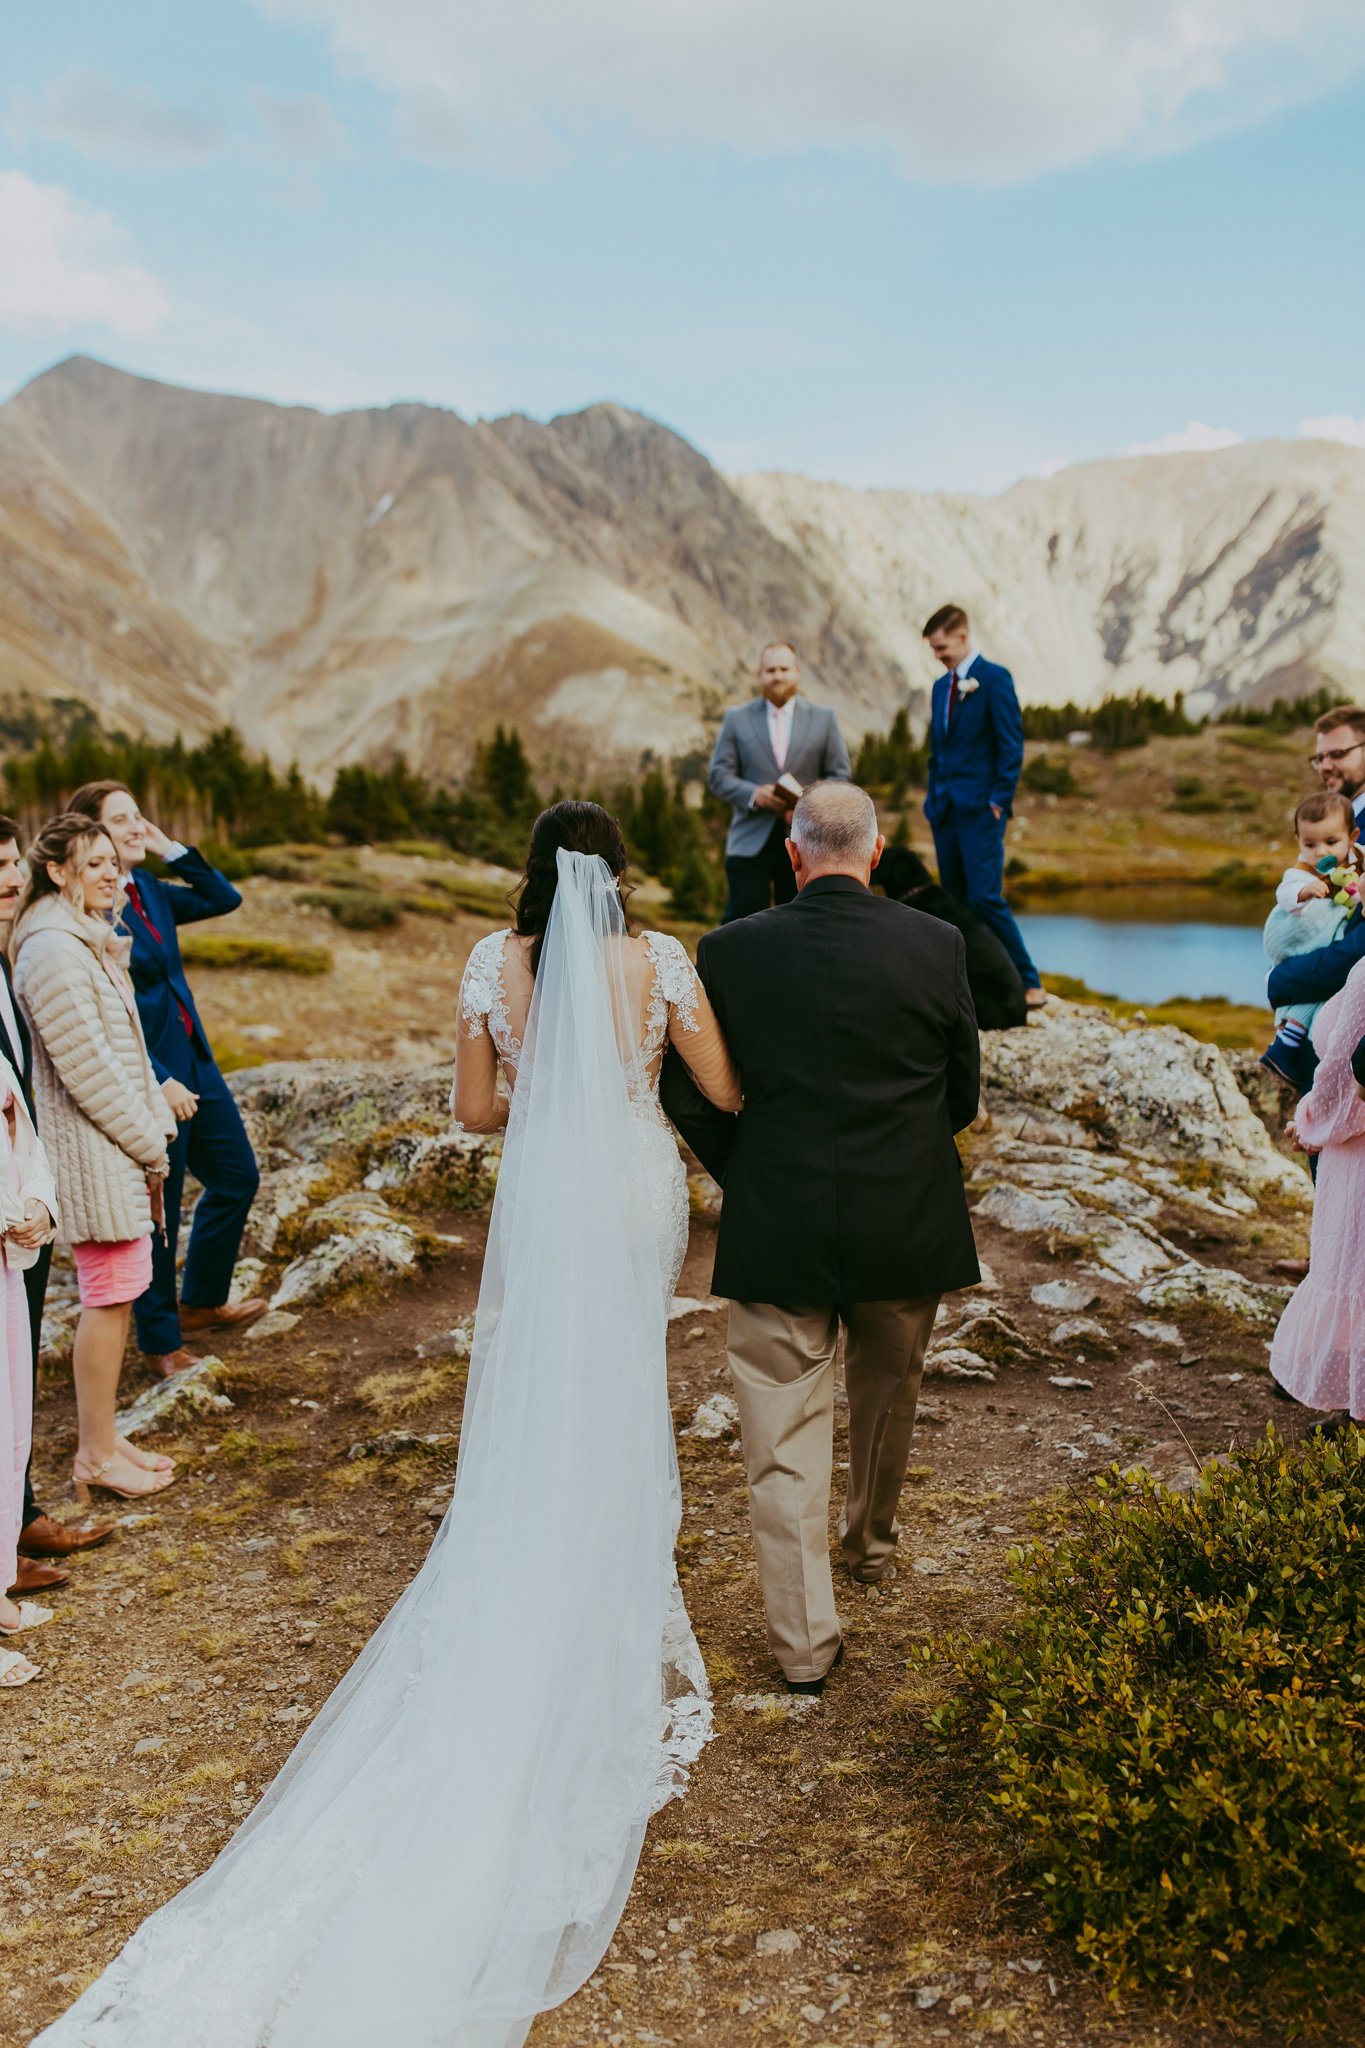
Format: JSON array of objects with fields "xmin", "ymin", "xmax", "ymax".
[{"xmin": 0, "ymin": 1192, "xmax": 1323, "ymax": 2047}]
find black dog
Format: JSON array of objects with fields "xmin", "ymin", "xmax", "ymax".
[{"xmin": 875, "ymin": 844, "xmax": 1029, "ymax": 1031}]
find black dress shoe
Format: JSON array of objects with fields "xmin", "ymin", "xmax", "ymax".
[{"xmin": 785, "ymin": 1642, "xmax": 844, "ymax": 1697}]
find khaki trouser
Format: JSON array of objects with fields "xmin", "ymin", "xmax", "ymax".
[{"xmin": 726, "ymin": 1295, "xmax": 940, "ymax": 1682}]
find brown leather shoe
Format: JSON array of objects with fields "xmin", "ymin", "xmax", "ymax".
[
  {"xmin": 19, "ymin": 1512, "xmax": 116, "ymax": 1559},
  {"xmin": 179, "ymin": 1298, "xmax": 268, "ymax": 1335},
  {"xmin": 141, "ymin": 1347, "xmax": 201, "ymax": 1379},
  {"xmin": 8, "ymin": 1555, "xmax": 70, "ymax": 1597}
]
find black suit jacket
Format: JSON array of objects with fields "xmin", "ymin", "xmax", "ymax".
[
  {"xmin": 660, "ymin": 875, "xmax": 981, "ymax": 1304},
  {"xmin": 0, "ymin": 955, "xmax": 35, "ymax": 1119}
]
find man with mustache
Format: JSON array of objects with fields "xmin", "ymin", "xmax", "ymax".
[{"xmin": 0, "ymin": 818, "xmax": 114, "ymax": 1595}]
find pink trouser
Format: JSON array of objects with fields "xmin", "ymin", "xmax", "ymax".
[{"xmin": 1, "ymin": 1263, "xmax": 31, "ymax": 1594}]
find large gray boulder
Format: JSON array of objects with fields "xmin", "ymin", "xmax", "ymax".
[{"xmin": 981, "ymin": 1003, "xmax": 1306, "ymax": 1203}]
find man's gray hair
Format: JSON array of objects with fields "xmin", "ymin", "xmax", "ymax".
[{"xmin": 790, "ymin": 781, "xmax": 879, "ymax": 865}]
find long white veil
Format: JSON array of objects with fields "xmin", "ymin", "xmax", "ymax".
[{"xmin": 36, "ymin": 850, "xmax": 710, "ymax": 2048}]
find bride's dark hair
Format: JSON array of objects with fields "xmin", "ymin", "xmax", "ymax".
[{"xmin": 515, "ymin": 801, "xmax": 631, "ymax": 975}]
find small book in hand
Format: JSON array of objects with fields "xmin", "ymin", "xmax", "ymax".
[{"xmin": 776, "ymin": 772, "xmax": 804, "ymax": 805}]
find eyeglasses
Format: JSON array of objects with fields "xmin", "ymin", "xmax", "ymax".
[{"xmin": 1310, "ymin": 743, "xmax": 1365, "ymax": 770}]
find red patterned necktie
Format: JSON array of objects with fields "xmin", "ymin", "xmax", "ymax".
[
  {"xmin": 947, "ymin": 669, "xmax": 959, "ymax": 722},
  {"xmin": 125, "ymin": 880, "xmax": 194, "ymax": 1037},
  {"xmin": 124, "ymin": 878, "xmax": 159, "ymax": 941}
]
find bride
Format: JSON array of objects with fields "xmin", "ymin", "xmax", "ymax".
[{"xmin": 35, "ymin": 802, "xmax": 741, "ymax": 2047}]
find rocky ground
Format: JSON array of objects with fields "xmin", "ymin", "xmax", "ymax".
[{"xmin": 0, "ymin": 1004, "xmax": 1338, "ymax": 2048}]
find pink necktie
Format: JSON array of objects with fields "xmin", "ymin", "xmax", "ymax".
[{"xmin": 771, "ymin": 707, "xmax": 789, "ymax": 771}]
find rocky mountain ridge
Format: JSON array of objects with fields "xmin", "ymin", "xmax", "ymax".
[{"xmin": 2, "ymin": 355, "xmax": 1363, "ymax": 779}]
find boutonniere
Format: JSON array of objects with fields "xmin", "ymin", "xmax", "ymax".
[{"xmin": 956, "ymin": 676, "xmax": 980, "ymax": 696}]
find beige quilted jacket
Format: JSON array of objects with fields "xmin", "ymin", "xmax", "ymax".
[{"xmin": 11, "ymin": 894, "xmax": 176, "ymax": 1246}]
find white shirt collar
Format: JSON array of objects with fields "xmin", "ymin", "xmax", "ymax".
[
  {"xmin": 952, "ymin": 651, "xmax": 980, "ymax": 680},
  {"xmin": 766, "ymin": 694, "xmax": 797, "ymax": 722}
]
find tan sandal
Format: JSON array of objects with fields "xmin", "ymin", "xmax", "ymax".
[
  {"xmin": 0, "ymin": 1600, "xmax": 54, "ymax": 1637},
  {"xmin": 116, "ymin": 1435, "xmax": 175, "ymax": 1474},
  {"xmin": 0, "ymin": 1648, "xmax": 39, "ymax": 1687},
  {"xmin": 73, "ymin": 1453, "xmax": 176, "ymax": 1504}
]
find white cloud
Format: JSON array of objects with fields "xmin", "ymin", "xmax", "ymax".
[
  {"xmin": 0, "ymin": 170, "xmax": 168, "ymax": 335},
  {"xmin": 254, "ymin": 0, "xmax": 1365, "ymax": 182},
  {"xmin": 1300, "ymin": 413, "xmax": 1365, "ymax": 448},
  {"xmin": 10, "ymin": 68, "xmax": 228, "ymax": 168},
  {"xmin": 250, "ymin": 89, "xmax": 346, "ymax": 161},
  {"xmin": 1125, "ymin": 421, "xmax": 1243, "ymax": 457}
]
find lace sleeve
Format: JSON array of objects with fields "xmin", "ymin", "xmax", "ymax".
[
  {"xmin": 645, "ymin": 931, "xmax": 701, "ymax": 1032},
  {"xmin": 649, "ymin": 933, "xmax": 742, "ymax": 1113}
]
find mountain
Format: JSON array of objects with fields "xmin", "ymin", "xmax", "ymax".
[{"xmin": 1, "ymin": 355, "xmax": 1363, "ymax": 780}]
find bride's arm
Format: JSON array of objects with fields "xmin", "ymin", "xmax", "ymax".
[
  {"xmin": 450, "ymin": 941, "xmax": 510, "ymax": 1132},
  {"xmin": 667, "ymin": 969, "xmax": 742, "ymax": 1112},
  {"xmin": 451, "ymin": 1023, "xmax": 506, "ymax": 1132}
]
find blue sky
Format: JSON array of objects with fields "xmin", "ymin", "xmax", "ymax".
[{"xmin": 3, "ymin": 0, "xmax": 1364, "ymax": 490}]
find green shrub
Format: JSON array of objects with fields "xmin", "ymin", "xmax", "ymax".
[
  {"xmin": 933, "ymin": 1429, "xmax": 1365, "ymax": 2008},
  {"xmin": 1021, "ymin": 752, "xmax": 1081, "ymax": 796},
  {"xmin": 415, "ymin": 873, "xmax": 515, "ymax": 919},
  {"xmin": 179, "ymin": 935, "xmax": 331, "ymax": 974},
  {"xmin": 1207, "ymin": 858, "xmax": 1270, "ymax": 892},
  {"xmin": 296, "ymin": 888, "xmax": 403, "ymax": 930}
]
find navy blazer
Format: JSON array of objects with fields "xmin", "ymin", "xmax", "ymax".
[
  {"xmin": 120, "ymin": 848, "xmax": 242, "ymax": 1086},
  {"xmin": 1267, "ymin": 907, "xmax": 1365, "ymax": 1011},
  {"xmin": 924, "ymin": 655, "xmax": 1025, "ymax": 825}
]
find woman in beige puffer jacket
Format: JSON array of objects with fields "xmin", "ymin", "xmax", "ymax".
[{"xmin": 11, "ymin": 815, "xmax": 178, "ymax": 1505}]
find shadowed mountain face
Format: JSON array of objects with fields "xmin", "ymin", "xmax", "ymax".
[{"xmin": 2, "ymin": 355, "xmax": 1363, "ymax": 778}]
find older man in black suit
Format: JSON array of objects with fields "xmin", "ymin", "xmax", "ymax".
[{"xmin": 662, "ymin": 782, "xmax": 980, "ymax": 1692}]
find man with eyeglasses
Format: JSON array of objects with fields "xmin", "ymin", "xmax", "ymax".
[{"xmin": 1268, "ymin": 706, "xmax": 1365, "ymax": 1044}]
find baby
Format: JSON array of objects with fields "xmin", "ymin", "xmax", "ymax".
[{"xmin": 1261, "ymin": 790, "xmax": 1364, "ymax": 1092}]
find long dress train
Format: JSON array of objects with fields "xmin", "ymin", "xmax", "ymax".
[{"xmin": 34, "ymin": 851, "xmax": 739, "ymax": 2048}]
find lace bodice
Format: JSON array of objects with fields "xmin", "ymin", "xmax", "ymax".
[{"xmin": 452, "ymin": 926, "xmax": 739, "ymax": 1132}]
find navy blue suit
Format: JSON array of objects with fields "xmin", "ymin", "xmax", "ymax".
[
  {"xmin": 924, "ymin": 655, "xmax": 1039, "ymax": 990},
  {"xmin": 1267, "ymin": 911, "xmax": 1365, "ymax": 1011},
  {"xmin": 121, "ymin": 849, "xmax": 259, "ymax": 1355}
]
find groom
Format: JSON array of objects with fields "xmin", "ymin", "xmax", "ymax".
[
  {"xmin": 923, "ymin": 604, "xmax": 1044, "ymax": 1008},
  {"xmin": 662, "ymin": 782, "xmax": 981, "ymax": 1692}
]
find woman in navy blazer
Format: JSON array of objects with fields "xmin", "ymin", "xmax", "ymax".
[
  {"xmin": 69, "ymin": 782, "xmax": 265, "ymax": 1373},
  {"xmin": 922, "ymin": 604, "xmax": 1043, "ymax": 1005}
]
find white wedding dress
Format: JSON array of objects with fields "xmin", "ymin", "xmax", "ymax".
[{"xmin": 34, "ymin": 853, "xmax": 741, "ymax": 2048}]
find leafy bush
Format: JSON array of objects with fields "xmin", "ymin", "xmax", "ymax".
[
  {"xmin": 1206, "ymin": 858, "xmax": 1270, "ymax": 892},
  {"xmin": 934, "ymin": 1429, "xmax": 1365, "ymax": 2007},
  {"xmin": 179, "ymin": 935, "xmax": 331, "ymax": 974},
  {"xmin": 1021, "ymin": 752, "xmax": 1081, "ymax": 796},
  {"xmin": 295, "ymin": 888, "xmax": 403, "ymax": 930},
  {"xmin": 1170, "ymin": 776, "xmax": 1256, "ymax": 815}
]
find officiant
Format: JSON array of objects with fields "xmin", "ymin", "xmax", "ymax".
[{"xmin": 707, "ymin": 641, "xmax": 852, "ymax": 921}]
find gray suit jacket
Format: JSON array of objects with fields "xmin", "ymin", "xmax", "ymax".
[{"xmin": 707, "ymin": 697, "xmax": 853, "ymax": 857}]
